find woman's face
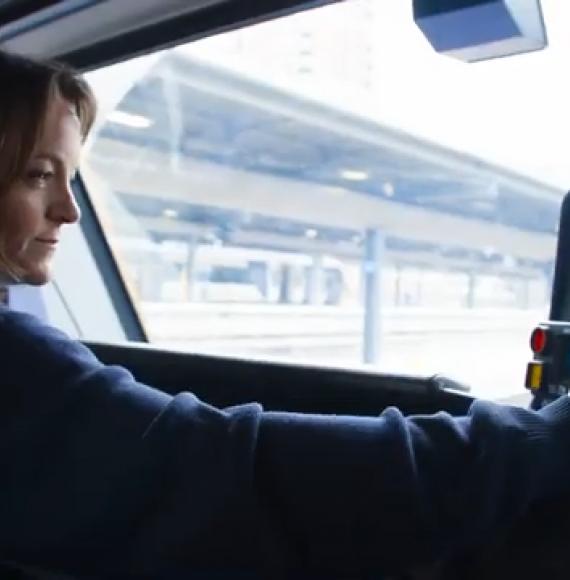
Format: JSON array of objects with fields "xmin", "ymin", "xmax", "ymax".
[{"xmin": 0, "ymin": 96, "xmax": 82, "ymax": 285}]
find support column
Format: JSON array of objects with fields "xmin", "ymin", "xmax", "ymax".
[
  {"xmin": 466, "ymin": 270, "xmax": 476, "ymax": 308},
  {"xmin": 182, "ymin": 239, "xmax": 197, "ymax": 301},
  {"xmin": 306, "ymin": 254, "xmax": 323, "ymax": 305},
  {"xmin": 545, "ymin": 260, "xmax": 555, "ymax": 306},
  {"xmin": 363, "ymin": 228, "xmax": 384, "ymax": 364},
  {"xmin": 394, "ymin": 265, "xmax": 402, "ymax": 307}
]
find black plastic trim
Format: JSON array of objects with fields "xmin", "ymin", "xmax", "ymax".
[
  {"xmin": 0, "ymin": 0, "xmax": 61, "ymax": 26},
  {"xmin": 550, "ymin": 191, "xmax": 570, "ymax": 321},
  {"xmin": 73, "ymin": 174, "xmax": 147, "ymax": 342},
  {"xmin": 85, "ymin": 340, "xmax": 474, "ymax": 416}
]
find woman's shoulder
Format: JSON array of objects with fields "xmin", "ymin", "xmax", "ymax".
[{"xmin": 0, "ymin": 305, "xmax": 102, "ymax": 377}]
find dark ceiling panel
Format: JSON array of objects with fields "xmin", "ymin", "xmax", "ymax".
[{"xmin": 0, "ymin": 0, "xmax": 60, "ymax": 25}]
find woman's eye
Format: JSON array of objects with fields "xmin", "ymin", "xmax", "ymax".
[{"xmin": 26, "ymin": 170, "xmax": 54, "ymax": 184}]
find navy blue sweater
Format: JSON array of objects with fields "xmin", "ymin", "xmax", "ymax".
[{"xmin": 1, "ymin": 307, "xmax": 570, "ymax": 578}]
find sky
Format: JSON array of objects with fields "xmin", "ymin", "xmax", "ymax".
[{"xmin": 369, "ymin": 0, "xmax": 570, "ymax": 189}]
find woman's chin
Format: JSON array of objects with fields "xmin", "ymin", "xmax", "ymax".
[
  {"xmin": 17, "ymin": 262, "xmax": 53, "ymax": 286},
  {"xmin": 0, "ymin": 255, "xmax": 52, "ymax": 285},
  {"xmin": 22, "ymin": 269, "xmax": 51, "ymax": 286}
]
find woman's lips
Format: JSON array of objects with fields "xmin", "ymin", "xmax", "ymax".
[{"xmin": 34, "ymin": 238, "xmax": 59, "ymax": 248}]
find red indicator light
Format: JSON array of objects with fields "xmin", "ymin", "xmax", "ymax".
[{"xmin": 530, "ymin": 328, "xmax": 547, "ymax": 354}]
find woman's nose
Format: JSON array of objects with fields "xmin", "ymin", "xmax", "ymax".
[{"xmin": 49, "ymin": 182, "xmax": 81, "ymax": 224}]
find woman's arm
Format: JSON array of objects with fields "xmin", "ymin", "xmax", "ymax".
[
  {"xmin": 257, "ymin": 399, "xmax": 569, "ymax": 576},
  {"xmin": 1, "ymin": 307, "xmax": 569, "ymax": 578}
]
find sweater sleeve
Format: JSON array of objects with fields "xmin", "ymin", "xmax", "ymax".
[{"xmin": 0, "ymin": 308, "xmax": 569, "ymax": 579}]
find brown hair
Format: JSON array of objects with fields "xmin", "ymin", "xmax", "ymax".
[
  {"xmin": 0, "ymin": 50, "xmax": 97, "ymax": 190},
  {"xmin": 0, "ymin": 50, "xmax": 97, "ymax": 280}
]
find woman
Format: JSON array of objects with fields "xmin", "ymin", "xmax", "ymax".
[{"xmin": 0, "ymin": 49, "xmax": 569, "ymax": 579}]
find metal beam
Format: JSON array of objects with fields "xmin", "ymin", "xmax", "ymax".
[
  {"xmin": 88, "ymin": 139, "xmax": 557, "ymax": 262},
  {"xmin": 363, "ymin": 228, "xmax": 384, "ymax": 364}
]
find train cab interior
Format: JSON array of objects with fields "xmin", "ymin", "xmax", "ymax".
[{"xmin": 1, "ymin": 0, "xmax": 569, "ymax": 578}]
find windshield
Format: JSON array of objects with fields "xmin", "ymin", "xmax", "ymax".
[{"xmin": 83, "ymin": 0, "xmax": 564, "ymax": 401}]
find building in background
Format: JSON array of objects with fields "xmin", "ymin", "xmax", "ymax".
[{"xmin": 181, "ymin": 0, "xmax": 378, "ymax": 94}]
